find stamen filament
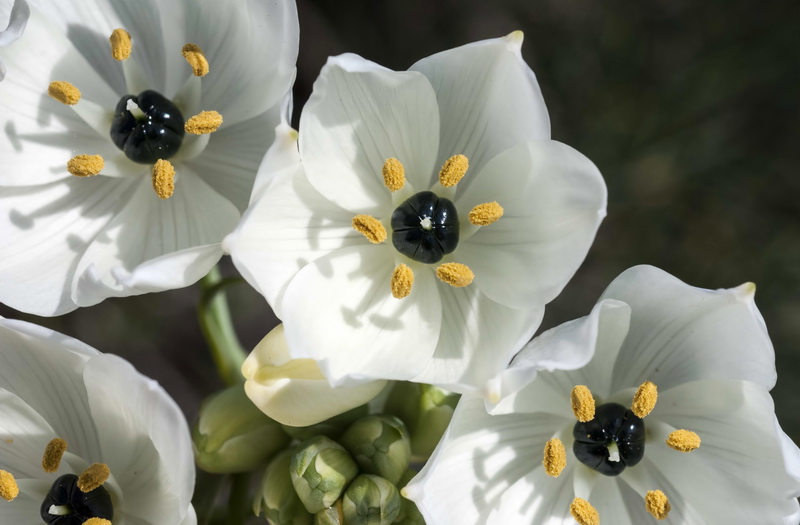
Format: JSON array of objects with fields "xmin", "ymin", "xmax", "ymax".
[
  {"xmin": 570, "ymin": 385, "xmax": 595, "ymax": 423},
  {"xmin": 42, "ymin": 437, "xmax": 68, "ymax": 472},
  {"xmin": 645, "ymin": 490, "xmax": 671, "ymax": 520},
  {"xmin": 435, "ymin": 262, "xmax": 474, "ymax": 287},
  {"xmin": 382, "ymin": 157, "xmax": 405, "ymax": 192},
  {"xmin": 182, "ymin": 43, "xmax": 210, "ymax": 77},
  {"xmin": 631, "ymin": 381, "xmax": 658, "ymax": 418},
  {"xmin": 109, "ymin": 28, "xmax": 132, "ymax": 61},
  {"xmin": 67, "ymin": 155, "xmax": 104, "ymax": 177},
  {"xmin": 391, "ymin": 264, "xmax": 414, "ymax": 299},
  {"xmin": 543, "ymin": 438, "xmax": 566, "ymax": 478},
  {"xmin": 152, "ymin": 159, "xmax": 176, "ymax": 199},
  {"xmin": 352, "ymin": 215, "xmax": 387, "ymax": 244},
  {"xmin": 185, "ymin": 110, "xmax": 223, "ymax": 134},
  {"xmin": 77, "ymin": 463, "xmax": 111, "ymax": 493},
  {"xmin": 438, "ymin": 154, "xmax": 469, "ymax": 187},
  {"xmin": 48, "ymin": 81, "xmax": 81, "ymax": 105},
  {"xmin": 666, "ymin": 429, "xmax": 701, "ymax": 452},
  {"xmin": 0, "ymin": 469, "xmax": 19, "ymax": 501},
  {"xmin": 570, "ymin": 497, "xmax": 599, "ymax": 525},
  {"xmin": 469, "ymin": 201, "xmax": 504, "ymax": 226}
]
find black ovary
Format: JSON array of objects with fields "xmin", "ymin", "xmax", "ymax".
[
  {"xmin": 391, "ymin": 191, "xmax": 459, "ymax": 264},
  {"xmin": 110, "ymin": 90, "xmax": 185, "ymax": 164},
  {"xmin": 40, "ymin": 474, "xmax": 114, "ymax": 524},
  {"xmin": 572, "ymin": 402, "xmax": 645, "ymax": 476}
]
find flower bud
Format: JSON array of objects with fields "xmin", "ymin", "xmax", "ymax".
[
  {"xmin": 243, "ymin": 324, "xmax": 387, "ymax": 427},
  {"xmin": 291, "ymin": 436, "xmax": 359, "ymax": 514},
  {"xmin": 192, "ymin": 384, "xmax": 290, "ymax": 473},
  {"xmin": 338, "ymin": 415, "xmax": 410, "ymax": 485},
  {"xmin": 314, "ymin": 501, "xmax": 344, "ymax": 525},
  {"xmin": 342, "ymin": 474, "xmax": 401, "ymax": 525},
  {"xmin": 384, "ymin": 382, "xmax": 460, "ymax": 457},
  {"xmin": 254, "ymin": 449, "xmax": 313, "ymax": 525}
]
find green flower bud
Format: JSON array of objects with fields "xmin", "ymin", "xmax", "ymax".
[
  {"xmin": 384, "ymin": 382, "xmax": 460, "ymax": 458},
  {"xmin": 192, "ymin": 384, "xmax": 290, "ymax": 473},
  {"xmin": 395, "ymin": 469, "xmax": 425, "ymax": 525},
  {"xmin": 338, "ymin": 415, "xmax": 410, "ymax": 485},
  {"xmin": 282, "ymin": 404, "xmax": 369, "ymax": 442},
  {"xmin": 314, "ymin": 501, "xmax": 344, "ymax": 525},
  {"xmin": 291, "ymin": 436, "xmax": 359, "ymax": 514},
  {"xmin": 254, "ymin": 449, "xmax": 313, "ymax": 525},
  {"xmin": 342, "ymin": 474, "xmax": 401, "ymax": 525}
]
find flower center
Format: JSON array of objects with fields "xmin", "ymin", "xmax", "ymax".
[
  {"xmin": 109, "ymin": 90, "xmax": 186, "ymax": 164},
  {"xmin": 390, "ymin": 191, "xmax": 459, "ymax": 264},
  {"xmin": 40, "ymin": 474, "xmax": 114, "ymax": 525},
  {"xmin": 572, "ymin": 402, "xmax": 645, "ymax": 476}
]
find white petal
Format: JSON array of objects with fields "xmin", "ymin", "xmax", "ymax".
[
  {"xmin": 588, "ymin": 477, "xmax": 655, "ymax": 524},
  {"xmin": 488, "ymin": 467, "xmax": 576, "ymax": 524},
  {"xmin": 0, "ymin": 0, "xmax": 29, "ymax": 49},
  {"xmin": 225, "ymin": 160, "xmax": 363, "ymax": 318},
  {"xmin": 248, "ymin": 118, "xmax": 297, "ymax": 205},
  {"xmin": 412, "ymin": 284, "xmax": 542, "ymax": 394},
  {"xmin": 70, "ymin": 172, "xmax": 239, "ymax": 307},
  {"xmin": 299, "ymin": 54, "xmax": 440, "ymax": 214},
  {"xmin": 0, "ymin": 177, "xmax": 135, "ymax": 315},
  {"xmin": 0, "ymin": 388, "xmax": 57, "ymax": 479},
  {"xmin": 280, "ymin": 246, "xmax": 442, "ymax": 386},
  {"xmin": 600, "ymin": 265, "xmax": 777, "ymax": 391},
  {"xmin": 83, "ymin": 353, "xmax": 195, "ymax": 524},
  {"xmin": 0, "ymin": 319, "xmax": 102, "ymax": 461},
  {"xmin": 410, "ymin": 32, "xmax": 550, "ymax": 188},
  {"xmin": 455, "ymin": 140, "xmax": 607, "ymax": 310},
  {"xmin": 0, "ymin": 478, "xmax": 51, "ymax": 522}
]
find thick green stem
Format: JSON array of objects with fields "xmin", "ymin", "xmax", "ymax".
[{"xmin": 198, "ymin": 266, "xmax": 247, "ymax": 386}]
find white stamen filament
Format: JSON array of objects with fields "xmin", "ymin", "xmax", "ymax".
[
  {"xmin": 607, "ymin": 441, "xmax": 620, "ymax": 462},
  {"xmin": 49, "ymin": 505, "xmax": 72, "ymax": 516},
  {"xmin": 420, "ymin": 216, "xmax": 433, "ymax": 231},
  {"xmin": 126, "ymin": 99, "xmax": 146, "ymax": 120}
]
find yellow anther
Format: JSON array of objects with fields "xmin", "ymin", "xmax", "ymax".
[
  {"xmin": 48, "ymin": 81, "xmax": 81, "ymax": 105},
  {"xmin": 83, "ymin": 519, "xmax": 112, "ymax": 525},
  {"xmin": 152, "ymin": 159, "xmax": 175, "ymax": 199},
  {"xmin": 468, "ymin": 201, "xmax": 504, "ymax": 226},
  {"xmin": 438, "ymin": 154, "xmax": 469, "ymax": 187},
  {"xmin": 570, "ymin": 385, "xmax": 595, "ymax": 423},
  {"xmin": 42, "ymin": 438, "xmax": 68, "ymax": 473},
  {"xmin": 570, "ymin": 497, "xmax": 599, "ymax": 525},
  {"xmin": 109, "ymin": 28, "xmax": 132, "ymax": 61},
  {"xmin": 77, "ymin": 463, "xmax": 111, "ymax": 493},
  {"xmin": 352, "ymin": 215, "xmax": 387, "ymax": 244},
  {"xmin": 542, "ymin": 438, "xmax": 566, "ymax": 478},
  {"xmin": 645, "ymin": 490, "xmax": 670, "ymax": 520},
  {"xmin": 382, "ymin": 157, "xmax": 405, "ymax": 192},
  {"xmin": 0, "ymin": 470, "xmax": 19, "ymax": 501},
  {"xmin": 185, "ymin": 110, "xmax": 223, "ymax": 134},
  {"xmin": 182, "ymin": 43, "xmax": 209, "ymax": 77},
  {"xmin": 435, "ymin": 262, "xmax": 474, "ymax": 287},
  {"xmin": 391, "ymin": 264, "xmax": 414, "ymax": 299},
  {"xmin": 666, "ymin": 429, "xmax": 701, "ymax": 452},
  {"xmin": 67, "ymin": 155, "xmax": 104, "ymax": 177},
  {"xmin": 631, "ymin": 381, "xmax": 658, "ymax": 418}
]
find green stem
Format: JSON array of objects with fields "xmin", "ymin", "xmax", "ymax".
[
  {"xmin": 198, "ymin": 266, "xmax": 247, "ymax": 386},
  {"xmin": 227, "ymin": 473, "xmax": 252, "ymax": 525},
  {"xmin": 192, "ymin": 471, "xmax": 226, "ymax": 525}
]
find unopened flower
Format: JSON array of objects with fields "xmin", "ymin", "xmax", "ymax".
[
  {"xmin": 0, "ymin": 0, "xmax": 298, "ymax": 315},
  {"xmin": 0, "ymin": 318, "xmax": 196, "ymax": 524},
  {"xmin": 226, "ymin": 32, "xmax": 607, "ymax": 393},
  {"xmin": 405, "ymin": 266, "xmax": 800, "ymax": 524}
]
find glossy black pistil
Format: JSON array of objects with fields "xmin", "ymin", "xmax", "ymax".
[
  {"xmin": 390, "ymin": 191, "xmax": 459, "ymax": 264},
  {"xmin": 572, "ymin": 402, "xmax": 645, "ymax": 476},
  {"xmin": 110, "ymin": 90, "xmax": 185, "ymax": 164},
  {"xmin": 40, "ymin": 474, "xmax": 114, "ymax": 525}
]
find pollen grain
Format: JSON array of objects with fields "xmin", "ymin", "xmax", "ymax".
[
  {"xmin": 469, "ymin": 201, "xmax": 504, "ymax": 226},
  {"xmin": 48, "ymin": 81, "xmax": 81, "ymax": 105},
  {"xmin": 645, "ymin": 490, "xmax": 670, "ymax": 520},
  {"xmin": 382, "ymin": 157, "xmax": 406, "ymax": 192},
  {"xmin": 0, "ymin": 470, "xmax": 19, "ymax": 501},
  {"xmin": 83, "ymin": 519, "xmax": 112, "ymax": 525},
  {"xmin": 77, "ymin": 463, "xmax": 111, "ymax": 493},
  {"xmin": 438, "ymin": 154, "xmax": 469, "ymax": 187},
  {"xmin": 109, "ymin": 28, "xmax": 132, "ymax": 61},
  {"xmin": 182, "ymin": 43, "xmax": 210, "ymax": 77},
  {"xmin": 352, "ymin": 215, "xmax": 387, "ymax": 244},
  {"xmin": 571, "ymin": 385, "xmax": 595, "ymax": 423},
  {"xmin": 67, "ymin": 155, "xmax": 104, "ymax": 177},
  {"xmin": 42, "ymin": 437, "xmax": 68, "ymax": 473},
  {"xmin": 631, "ymin": 381, "xmax": 658, "ymax": 418},
  {"xmin": 543, "ymin": 438, "xmax": 566, "ymax": 478},
  {"xmin": 666, "ymin": 429, "xmax": 701, "ymax": 452},
  {"xmin": 152, "ymin": 159, "xmax": 176, "ymax": 199},
  {"xmin": 570, "ymin": 497, "xmax": 599, "ymax": 525},
  {"xmin": 185, "ymin": 110, "xmax": 223, "ymax": 134},
  {"xmin": 391, "ymin": 264, "xmax": 414, "ymax": 299},
  {"xmin": 435, "ymin": 262, "xmax": 474, "ymax": 287}
]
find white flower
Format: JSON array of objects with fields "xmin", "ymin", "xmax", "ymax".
[
  {"xmin": 405, "ymin": 265, "xmax": 800, "ymax": 524},
  {"xmin": 242, "ymin": 324, "xmax": 388, "ymax": 427},
  {"xmin": 0, "ymin": 0, "xmax": 29, "ymax": 81},
  {"xmin": 225, "ymin": 32, "xmax": 607, "ymax": 393},
  {"xmin": 0, "ymin": 317, "xmax": 196, "ymax": 524},
  {"xmin": 0, "ymin": 0, "xmax": 298, "ymax": 315}
]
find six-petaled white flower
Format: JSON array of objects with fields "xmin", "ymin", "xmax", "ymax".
[
  {"xmin": 405, "ymin": 265, "xmax": 800, "ymax": 524},
  {"xmin": 0, "ymin": 0, "xmax": 298, "ymax": 315},
  {"xmin": 0, "ymin": 318, "xmax": 196, "ymax": 524},
  {"xmin": 225, "ymin": 32, "xmax": 607, "ymax": 393}
]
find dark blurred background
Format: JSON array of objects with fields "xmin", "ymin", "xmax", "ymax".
[{"xmin": 2, "ymin": 0, "xmax": 799, "ymax": 443}]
